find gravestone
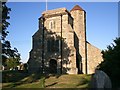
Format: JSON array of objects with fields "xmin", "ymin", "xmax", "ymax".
[{"xmin": 90, "ymin": 70, "xmax": 112, "ymax": 89}]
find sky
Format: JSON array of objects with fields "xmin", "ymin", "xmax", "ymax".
[
  {"xmin": 6, "ymin": 2, "xmax": 118, "ymax": 63},
  {"xmin": 118, "ymin": 1, "xmax": 120, "ymax": 37}
]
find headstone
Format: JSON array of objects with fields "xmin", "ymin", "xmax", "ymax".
[{"xmin": 90, "ymin": 70, "xmax": 112, "ymax": 89}]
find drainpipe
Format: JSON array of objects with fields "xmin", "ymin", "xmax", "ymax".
[
  {"xmin": 84, "ymin": 12, "xmax": 87, "ymax": 74},
  {"xmin": 61, "ymin": 14, "xmax": 63, "ymax": 74}
]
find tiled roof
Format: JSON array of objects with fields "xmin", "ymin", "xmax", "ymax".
[{"xmin": 70, "ymin": 5, "xmax": 84, "ymax": 11}]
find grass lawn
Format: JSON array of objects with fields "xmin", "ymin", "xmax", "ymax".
[
  {"xmin": 45, "ymin": 74, "xmax": 91, "ymax": 88},
  {"xmin": 2, "ymin": 71, "xmax": 91, "ymax": 88}
]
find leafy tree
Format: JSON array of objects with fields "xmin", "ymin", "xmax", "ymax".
[
  {"xmin": 5, "ymin": 57, "xmax": 20, "ymax": 70},
  {"xmin": 99, "ymin": 37, "xmax": 120, "ymax": 88},
  {"xmin": 1, "ymin": 2, "xmax": 21, "ymax": 69},
  {"xmin": 1, "ymin": 2, "xmax": 11, "ymax": 40}
]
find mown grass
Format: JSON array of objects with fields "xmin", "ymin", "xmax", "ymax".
[
  {"xmin": 45, "ymin": 74, "xmax": 91, "ymax": 88},
  {"xmin": 2, "ymin": 70, "xmax": 91, "ymax": 88},
  {"xmin": 15, "ymin": 77, "xmax": 45, "ymax": 88},
  {"xmin": 2, "ymin": 70, "xmax": 45, "ymax": 88}
]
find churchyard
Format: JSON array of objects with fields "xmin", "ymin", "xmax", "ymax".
[{"xmin": 1, "ymin": 70, "xmax": 91, "ymax": 88}]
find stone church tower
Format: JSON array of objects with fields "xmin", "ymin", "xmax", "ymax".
[{"xmin": 28, "ymin": 5, "xmax": 103, "ymax": 74}]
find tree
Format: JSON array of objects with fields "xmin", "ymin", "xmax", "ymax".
[
  {"xmin": 1, "ymin": 2, "xmax": 21, "ymax": 69},
  {"xmin": 98, "ymin": 37, "xmax": 120, "ymax": 88},
  {"xmin": 5, "ymin": 57, "xmax": 20, "ymax": 70},
  {"xmin": 1, "ymin": 2, "xmax": 11, "ymax": 40}
]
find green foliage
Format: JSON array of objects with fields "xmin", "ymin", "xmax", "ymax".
[
  {"xmin": 2, "ymin": 47, "xmax": 21, "ymax": 69},
  {"xmin": 1, "ymin": 2, "xmax": 21, "ymax": 69},
  {"xmin": 99, "ymin": 37, "xmax": 120, "ymax": 88},
  {"xmin": 1, "ymin": 2, "xmax": 11, "ymax": 40},
  {"xmin": 5, "ymin": 57, "xmax": 20, "ymax": 69}
]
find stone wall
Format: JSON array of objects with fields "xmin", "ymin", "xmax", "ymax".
[
  {"xmin": 71, "ymin": 10, "xmax": 87, "ymax": 74},
  {"xmin": 44, "ymin": 14, "xmax": 62, "ymax": 74},
  {"xmin": 28, "ymin": 6, "xmax": 103, "ymax": 74},
  {"xmin": 39, "ymin": 8, "xmax": 77, "ymax": 74},
  {"xmin": 87, "ymin": 42, "xmax": 103, "ymax": 74}
]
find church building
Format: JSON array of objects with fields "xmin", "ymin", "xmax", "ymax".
[{"xmin": 28, "ymin": 5, "xmax": 103, "ymax": 74}]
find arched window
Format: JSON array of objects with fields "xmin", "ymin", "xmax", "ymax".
[
  {"xmin": 49, "ymin": 20, "xmax": 55, "ymax": 29},
  {"xmin": 47, "ymin": 39, "xmax": 60, "ymax": 52}
]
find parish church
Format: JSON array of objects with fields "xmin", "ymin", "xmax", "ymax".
[{"xmin": 28, "ymin": 5, "xmax": 103, "ymax": 74}]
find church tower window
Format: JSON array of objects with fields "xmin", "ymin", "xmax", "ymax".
[
  {"xmin": 49, "ymin": 20, "xmax": 55, "ymax": 29},
  {"xmin": 47, "ymin": 39, "xmax": 60, "ymax": 52}
]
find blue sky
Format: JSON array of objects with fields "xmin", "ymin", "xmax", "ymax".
[{"xmin": 6, "ymin": 2, "xmax": 118, "ymax": 63}]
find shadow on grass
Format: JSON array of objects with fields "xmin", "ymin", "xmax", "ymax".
[
  {"xmin": 75, "ymin": 74, "xmax": 91, "ymax": 88},
  {"xmin": 46, "ymin": 82, "xmax": 58, "ymax": 87},
  {"xmin": 44, "ymin": 74, "xmax": 62, "ymax": 79},
  {"xmin": 76, "ymin": 77, "xmax": 88, "ymax": 86},
  {"xmin": 2, "ymin": 70, "xmax": 45, "ymax": 88}
]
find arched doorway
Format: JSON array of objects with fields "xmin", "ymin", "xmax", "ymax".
[{"xmin": 49, "ymin": 59, "xmax": 57, "ymax": 74}]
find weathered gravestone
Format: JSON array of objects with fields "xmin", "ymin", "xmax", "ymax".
[{"xmin": 90, "ymin": 69, "xmax": 112, "ymax": 89}]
